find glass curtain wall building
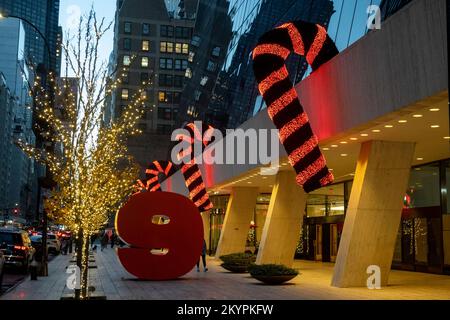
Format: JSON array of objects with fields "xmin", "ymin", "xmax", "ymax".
[
  {"xmin": 0, "ymin": 0, "xmax": 61, "ymax": 74},
  {"xmin": 176, "ymin": 0, "xmax": 384, "ymax": 131}
]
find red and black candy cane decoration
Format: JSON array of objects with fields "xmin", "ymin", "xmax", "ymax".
[
  {"xmin": 252, "ymin": 21, "xmax": 339, "ymax": 193},
  {"xmin": 144, "ymin": 160, "xmax": 177, "ymax": 192},
  {"xmin": 176, "ymin": 122, "xmax": 214, "ymax": 212},
  {"xmin": 133, "ymin": 160, "xmax": 176, "ymax": 194}
]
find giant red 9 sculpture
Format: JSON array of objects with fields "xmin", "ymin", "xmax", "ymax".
[
  {"xmin": 116, "ymin": 122, "xmax": 215, "ymax": 280},
  {"xmin": 115, "ymin": 191, "xmax": 204, "ymax": 280},
  {"xmin": 252, "ymin": 21, "xmax": 338, "ymax": 192}
]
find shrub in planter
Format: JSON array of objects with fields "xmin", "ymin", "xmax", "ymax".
[
  {"xmin": 219, "ymin": 253, "xmax": 256, "ymax": 273},
  {"xmin": 248, "ymin": 264, "xmax": 299, "ymax": 285}
]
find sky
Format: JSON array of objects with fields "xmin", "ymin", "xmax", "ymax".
[{"xmin": 59, "ymin": 0, "xmax": 116, "ymax": 74}]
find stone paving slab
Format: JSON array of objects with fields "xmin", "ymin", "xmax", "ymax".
[{"xmin": 2, "ymin": 248, "xmax": 450, "ymax": 300}]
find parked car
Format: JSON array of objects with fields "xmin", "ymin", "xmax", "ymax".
[
  {"xmin": 0, "ymin": 249, "xmax": 5, "ymax": 288},
  {"xmin": 30, "ymin": 234, "xmax": 61, "ymax": 254},
  {"xmin": 47, "ymin": 233, "xmax": 61, "ymax": 254},
  {"xmin": 0, "ymin": 228, "xmax": 35, "ymax": 273}
]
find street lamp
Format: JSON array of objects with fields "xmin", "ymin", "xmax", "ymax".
[{"xmin": 0, "ymin": 10, "xmax": 55, "ymax": 277}]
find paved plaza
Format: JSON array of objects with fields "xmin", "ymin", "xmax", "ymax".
[{"xmin": 1, "ymin": 248, "xmax": 450, "ymax": 300}]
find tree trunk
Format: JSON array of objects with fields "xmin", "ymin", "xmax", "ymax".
[{"xmin": 74, "ymin": 229, "xmax": 89, "ymax": 299}]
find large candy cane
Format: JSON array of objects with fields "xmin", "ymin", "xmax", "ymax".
[
  {"xmin": 145, "ymin": 160, "xmax": 177, "ymax": 192},
  {"xmin": 134, "ymin": 160, "xmax": 176, "ymax": 194},
  {"xmin": 177, "ymin": 122, "xmax": 214, "ymax": 212},
  {"xmin": 252, "ymin": 21, "xmax": 338, "ymax": 193}
]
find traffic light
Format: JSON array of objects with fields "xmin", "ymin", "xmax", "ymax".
[{"xmin": 13, "ymin": 208, "xmax": 19, "ymax": 215}]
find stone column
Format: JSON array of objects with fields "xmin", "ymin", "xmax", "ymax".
[
  {"xmin": 215, "ymin": 187, "xmax": 259, "ymax": 258},
  {"xmin": 331, "ymin": 140, "xmax": 415, "ymax": 287},
  {"xmin": 256, "ymin": 170, "xmax": 307, "ymax": 266}
]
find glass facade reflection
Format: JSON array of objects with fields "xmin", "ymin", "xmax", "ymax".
[{"xmin": 178, "ymin": 0, "xmax": 389, "ymax": 130}]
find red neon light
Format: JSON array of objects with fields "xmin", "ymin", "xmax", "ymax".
[
  {"xmin": 267, "ymin": 88, "xmax": 298, "ymax": 120},
  {"xmin": 279, "ymin": 112, "xmax": 309, "ymax": 143},
  {"xmin": 306, "ymin": 25, "xmax": 327, "ymax": 66},
  {"xmin": 258, "ymin": 66, "xmax": 289, "ymax": 96},
  {"xmin": 252, "ymin": 44, "xmax": 290, "ymax": 60}
]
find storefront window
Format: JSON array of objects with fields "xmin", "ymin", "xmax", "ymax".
[
  {"xmin": 406, "ymin": 163, "xmax": 440, "ymax": 208},
  {"xmin": 306, "ymin": 183, "xmax": 345, "ymax": 217}
]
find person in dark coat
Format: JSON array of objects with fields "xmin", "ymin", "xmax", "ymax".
[
  {"xmin": 110, "ymin": 232, "xmax": 116, "ymax": 248},
  {"xmin": 100, "ymin": 232, "xmax": 109, "ymax": 251},
  {"xmin": 196, "ymin": 239, "xmax": 208, "ymax": 272}
]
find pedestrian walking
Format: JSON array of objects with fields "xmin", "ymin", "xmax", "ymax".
[
  {"xmin": 101, "ymin": 231, "xmax": 109, "ymax": 251},
  {"xmin": 110, "ymin": 231, "xmax": 116, "ymax": 248},
  {"xmin": 197, "ymin": 239, "xmax": 208, "ymax": 272}
]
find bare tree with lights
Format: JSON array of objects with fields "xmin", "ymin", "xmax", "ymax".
[{"xmin": 18, "ymin": 8, "xmax": 148, "ymax": 299}]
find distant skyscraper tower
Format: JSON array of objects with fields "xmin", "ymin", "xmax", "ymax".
[{"xmin": 0, "ymin": 0, "xmax": 61, "ymax": 74}]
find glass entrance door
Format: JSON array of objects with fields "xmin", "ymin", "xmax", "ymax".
[
  {"xmin": 400, "ymin": 207, "xmax": 443, "ymax": 273},
  {"xmin": 314, "ymin": 225, "xmax": 322, "ymax": 261}
]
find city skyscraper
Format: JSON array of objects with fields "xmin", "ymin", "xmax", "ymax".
[
  {"xmin": 0, "ymin": 0, "xmax": 62, "ymax": 74},
  {"xmin": 110, "ymin": 0, "xmax": 197, "ymax": 168},
  {"xmin": 0, "ymin": 19, "xmax": 37, "ymax": 222}
]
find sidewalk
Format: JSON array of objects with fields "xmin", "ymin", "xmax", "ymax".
[{"xmin": 2, "ymin": 248, "xmax": 450, "ymax": 300}]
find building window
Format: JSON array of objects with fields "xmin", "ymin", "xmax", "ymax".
[
  {"xmin": 142, "ymin": 23, "xmax": 150, "ymax": 35},
  {"xmin": 174, "ymin": 59, "xmax": 182, "ymax": 70},
  {"xmin": 158, "ymin": 91, "xmax": 167, "ymax": 103},
  {"xmin": 123, "ymin": 38, "xmax": 131, "ymax": 50},
  {"xmin": 175, "ymin": 26, "xmax": 183, "ymax": 38},
  {"xmin": 173, "ymin": 75, "xmax": 183, "ymax": 87},
  {"xmin": 183, "ymin": 27, "xmax": 191, "ymax": 39},
  {"xmin": 175, "ymin": 43, "xmax": 182, "ymax": 54},
  {"xmin": 160, "ymin": 41, "xmax": 173, "ymax": 53},
  {"xmin": 174, "ymin": 59, "xmax": 187, "ymax": 71},
  {"xmin": 200, "ymin": 76, "xmax": 208, "ymax": 86},
  {"xmin": 141, "ymin": 72, "xmax": 149, "ymax": 84},
  {"xmin": 173, "ymin": 92, "xmax": 180, "ymax": 104},
  {"xmin": 159, "ymin": 74, "xmax": 173, "ymax": 87},
  {"xmin": 122, "ymin": 72, "xmax": 129, "ymax": 84},
  {"xmin": 160, "ymin": 25, "xmax": 174, "ymax": 37},
  {"xmin": 141, "ymin": 57, "xmax": 149, "ymax": 68},
  {"xmin": 159, "ymin": 58, "xmax": 173, "ymax": 70},
  {"xmin": 211, "ymin": 46, "xmax": 221, "ymax": 57},
  {"xmin": 142, "ymin": 40, "xmax": 150, "ymax": 51},
  {"xmin": 182, "ymin": 43, "xmax": 189, "ymax": 54},
  {"xmin": 175, "ymin": 26, "xmax": 191, "ymax": 39},
  {"xmin": 185, "ymin": 68, "xmax": 192, "ymax": 78},
  {"xmin": 124, "ymin": 22, "xmax": 132, "ymax": 34},
  {"xmin": 123, "ymin": 55, "xmax": 131, "ymax": 66},
  {"xmin": 188, "ymin": 51, "xmax": 195, "ymax": 62},
  {"xmin": 206, "ymin": 61, "xmax": 217, "ymax": 72},
  {"xmin": 121, "ymin": 89, "xmax": 129, "ymax": 100},
  {"xmin": 158, "ymin": 107, "xmax": 172, "ymax": 120},
  {"xmin": 157, "ymin": 124, "xmax": 173, "ymax": 134},
  {"xmin": 191, "ymin": 35, "xmax": 201, "ymax": 47}
]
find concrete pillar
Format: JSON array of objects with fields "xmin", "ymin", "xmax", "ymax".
[
  {"xmin": 331, "ymin": 140, "xmax": 415, "ymax": 287},
  {"xmin": 256, "ymin": 170, "xmax": 307, "ymax": 266},
  {"xmin": 215, "ymin": 187, "xmax": 258, "ymax": 258}
]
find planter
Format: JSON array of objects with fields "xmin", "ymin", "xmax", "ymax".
[
  {"xmin": 251, "ymin": 274, "xmax": 297, "ymax": 285},
  {"xmin": 220, "ymin": 263, "xmax": 249, "ymax": 273}
]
